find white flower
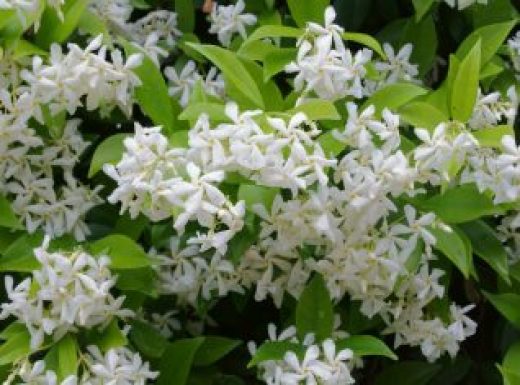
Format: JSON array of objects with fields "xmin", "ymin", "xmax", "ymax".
[
  {"xmin": 375, "ymin": 43, "xmax": 419, "ymax": 84},
  {"xmin": 444, "ymin": 0, "xmax": 488, "ymax": 10},
  {"xmin": 208, "ymin": 0, "xmax": 257, "ymax": 47},
  {"xmin": 85, "ymin": 346, "xmax": 158, "ymax": 385},
  {"xmin": 0, "ymin": 237, "xmax": 133, "ymax": 350}
]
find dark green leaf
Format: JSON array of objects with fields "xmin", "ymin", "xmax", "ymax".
[
  {"xmin": 459, "ymin": 220, "xmax": 509, "ymax": 284},
  {"xmin": 337, "ymin": 335, "xmax": 397, "ymax": 360},
  {"xmin": 483, "ymin": 292, "xmax": 520, "ymax": 329},
  {"xmin": 296, "ymin": 274, "xmax": 334, "ymax": 341},
  {"xmin": 88, "ymin": 133, "xmax": 129, "ymax": 178},
  {"xmin": 193, "ymin": 336, "xmax": 241, "ymax": 366},
  {"xmin": 248, "ymin": 341, "xmax": 304, "ymax": 367},
  {"xmin": 157, "ymin": 337, "xmax": 205, "ymax": 385},
  {"xmin": 129, "ymin": 320, "xmax": 168, "ymax": 358},
  {"xmin": 286, "ymin": 0, "xmax": 328, "ymax": 27}
]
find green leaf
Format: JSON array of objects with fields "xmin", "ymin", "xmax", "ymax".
[
  {"xmin": 12, "ymin": 39, "xmax": 48, "ymax": 59},
  {"xmin": 244, "ymin": 25, "xmax": 302, "ymax": 43},
  {"xmin": 122, "ymin": 42, "xmax": 175, "ymax": 134},
  {"xmin": 374, "ymin": 361, "xmax": 442, "ymax": 385},
  {"xmin": 238, "ymin": 40, "xmax": 277, "ymax": 62},
  {"xmin": 175, "ymin": 0, "xmax": 195, "ymax": 33},
  {"xmin": 187, "ymin": 43, "xmax": 264, "ymax": 109},
  {"xmin": 238, "ymin": 185, "xmax": 279, "ymax": 212},
  {"xmin": 0, "ymin": 323, "xmax": 26, "ymax": 340},
  {"xmin": 90, "ymin": 234, "xmax": 150, "ymax": 269},
  {"xmin": 248, "ymin": 341, "xmax": 304, "ymax": 367},
  {"xmin": 472, "ymin": 125, "xmax": 514, "ymax": 148},
  {"xmin": 88, "ymin": 133, "xmax": 129, "ymax": 178},
  {"xmin": 157, "ymin": 337, "xmax": 205, "ymax": 385},
  {"xmin": 77, "ymin": 10, "xmax": 110, "ymax": 40},
  {"xmin": 459, "ymin": 220, "xmax": 509, "ymax": 284},
  {"xmin": 450, "ymin": 39, "xmax": 481, "ymax": 122},
  {"xmin": 296, "ymin": 274, "xmax": 334, "ymax": 341},
  {"xmin": 193, "ymin": 336, "xmax": 241, "ymax": 366},
  {"xmin": 414, "ymin": 184, "xmax": 500, "ymax": 223},
  {"xmin": 286, "ymin": 0, "xmax": 328, "ymax": 27},
  {"xmin": 412, "ymin": 0, "xmax": 435, "ymax": 21},
  {"xmin": 483, "ymin": 292, "xmax": 520, "ymax": 329},
  {"xmin": 239, "ymin": 58, "xmax": 284, "ymax": 112},
  {"xmin": 0, "ymin": 233, "xmax": 43, "ymax": 272},
  {"xmin": 318, "ymin": 131, "xmax": 346, "ymax": 157},
  {"xmin": 343, "ymin": 32, "xmax": 386, "ymax": 58},
  {"xmin": 57, "ymin": 335, "xmax": 77, "ymax": 380},
  {"xmin": 337, "ymin": 335, "xmax": 397, "ymax": 360},
  {"xmin": 35, "ymin": 0, "xmax": 89, "ymax": 49},
  {"xmin": 129, "ymin": 320, "xmax": 168, "ymax": 358},
  {"xmin": 263, "ymin": 48, "xmax": 297, "ymax": 81},
  {"xmin": 178, "ymin": 102, "xmax": 228, "ymax": 122},
  {"xmin": 398, "ymin": 101, "xmax": 447, "ymax": 131},
  {"xmin": 363, "ymin": 83, "xmax": 428, "ymax": 117},
  {"xmin": 0, "ymin": 327, "xmax": 30, "ymax": 365},
  {"xmin": 114, "ymin": 213, "xmax": 148, "ymax": 240},
  {"xmin": 115, "ymin": 267, "xmax": 157, "ymax": 297},
  {"xmin": 456, "ymin": 20, "xmax": 517, "ymax": 67},
  {"xmin": 83, "ymin": 319, "xmax": 127, "ymax": 352},
  {"xmin": 429, "ymin": 226, "xmax": 472, "ymax": 278},
  {"xmin": 502, "ymin": 341, "xmax": 520, "ymax": 385},
  {"xmin": 287, "ymin": 99, "xmax": 341, "ymax": 121},
  {"xmin": 0, "ymin": 195, "xmax": 22, "ymax": 230}
]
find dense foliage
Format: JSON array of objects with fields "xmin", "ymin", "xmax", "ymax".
[{"xmin": 0, "ymin": 0, "xmax": 519, "ymax": 384}]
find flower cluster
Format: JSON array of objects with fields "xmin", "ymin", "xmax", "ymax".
[
  {"xmin": 249, "ymin": 325, "xmax": 355, "ymax": 385},
  {"xmin": 0, "ymin": 237, "xmax": 132, "ymax": 349},
  {"xmin": 10, "ymin": 346, "xmax": 157, "ymax": 385},
  {"xmin": 0, "ymin": 35, "xmax": 142, "ymax": 240},
  {"xmin": 285, "ymin": 8, "xmax": 420, "ymax": 102}
]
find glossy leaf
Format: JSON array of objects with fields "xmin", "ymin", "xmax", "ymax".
[
  {"xmin": 88, "ymin": 133, "xmax": 129, "ymax": 178},
  {"xmin": 286, "ymin": 0, "xmax": 328, "ymax": 27},
  {"xmin": 337, "ymin": 335, "xmax": 397, "ymax": 360},
  {"xmin": 157, "ymin": 337, "xmax": 205, "ymax": 385},
  {"xmin": 296, "ymin": 274, "xmax": 334, "ymax": 341},
  {"xmin": 89, "ymin": 234, "xmax": 151, "ymax": 269}
]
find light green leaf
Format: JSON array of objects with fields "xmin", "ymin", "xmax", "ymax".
[
  {"xmin": 238, "ymin": 40, "xmax": 277, "ymax": 62},
  {"xmin": 90, "ymin": 234, "xmax": 150, "ymax": 269},
  {"xmin": 115, "ymin": 267, "xmax": 157, "ymax": 297},
  {"xmin": 286, "ymin": 0, "xmax": 328, "ymax": 27},
  {"xmin": 193, "ymin": 336, "xmax": 241, "ymax": 366},
  {"xmin": 248, "ymin": 341, "xmax": 304, "ymax": 367},
  {"xmin": 450, "ymin": 39, "xmax": 481, "ymax": 122},
  {"xmin": 157, "ymin": 337, "xmax": 205, "ymax": 385},
  {"xmin": 187, "ymin": 43, "xmax": 264, "ymax": 109},
  {"xmin": 398, "ymin": 101, "xmax": 447, "ymax": 131},
  {"xmin": 337, "ymin": 335, "xmax": 397, "ymax": 360},
  {"xmin": 35, "ymin": 0, "xmax": 89, "ymax": 48},
  {"xmin": 57, "ymin": 335, "xmax": 77, "ymax": 380},
  {"xmin": 77, "ymin": 10, "xmax": 110, "ymax": 40},
  {"xmin": 178, "ymin": 102, "xmax": 228, "ymax": 122},
  {"xmin": 238, "ymin": 185, "xmax": 279, "ymax": 212},
  {"xmin": 0, "ymin": 233, "xmax": 43, "ymax": 272},
  {"xmin": 0, "ymin": 196, "xmax": 22, "ymax": 230},
  {"xmin": 288, "ymin": 99, "xmax": 341, "ymax": 121},
  {"xmin": 318, "ymin": 131, "xmax": 346, "ymax": 158},
  {"xmin": 263, "ymin": 48, "xmax": 297, "ymax": 81},
  {"xmin": 459, "ymin": 220, "xmax": 509, "ymax": 284},
  {"xmin": 0, "ymin": 327, "xmax": 30, "ymax": 365},
  {"xmin": 88, "ymin": 133, "xmax": 129, "ymax": 178},
  {"xmin": 472, "ymin": 125, "xmax": 514, "ymax": 148},
  {"xmin": 296, "ymin": 274, "xmax": 334, "ymax": 341},
  {"xmin": 429, "ymin": 226, "xmax": 472, "ymax": 278},
  {"xmin": 122, "ymin": 42, "xmax": 175, "ymax": 133},
  {"xmin": 456, "ymin": 20, "xmax": 517, "ymax": 67},
  {"xmin": 363, "ymin": 83, "xmax": 428, "ymax": 117},
  {"xmin": 12, "ymin": 39, "xmax": 48, "ymax": 59},
  {"xmin": 413, "ymin": 184, "xmax": 500, "ymax": 223},
  {"xmin": 343, "ymin": 32, "xmax": 386, "ymax": 58},
  {"xmin": 244, "ymin": 25, "xmax": 302, "ymax": 43},
  {"xmin": 483, "ymin": 292, "xmax": 520, "ymax": 329},
  {"xmin": 502, "ymin": 341, "xmax": 520, "ymax": 385}
]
